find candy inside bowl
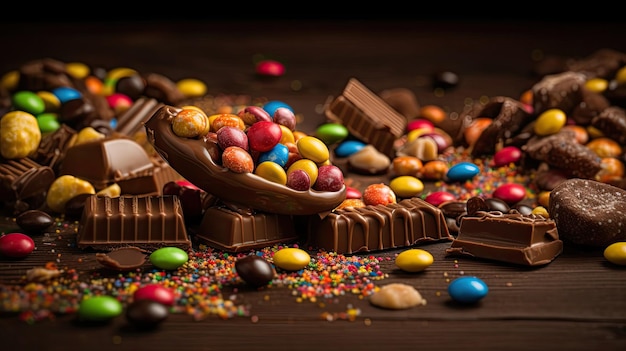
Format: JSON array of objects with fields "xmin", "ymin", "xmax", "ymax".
[{"xmin": 144, "ymin": 105, "xmax": 346, "ymax": 215}]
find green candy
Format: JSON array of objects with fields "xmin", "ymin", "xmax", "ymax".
[
  {"xmin": 37, "ymin": 113, "xmax": 60, "ymax": 133},
  {"xmin": 12, "ymin": 91, "xmax": 45, "ymax": 115},
  {"xmin": 78, "ymin": 295, "xmax": 123, "ymax": 322},
  {"xmin": 150, "ymin": 247, "xmax": 189, "ymax": 270},
  {"xmin": 314, "ymin": 123, "xmax": 349, "ymax": 145}
]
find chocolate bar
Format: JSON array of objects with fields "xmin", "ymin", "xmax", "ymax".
[
  {"xmin": 77, "ymin": 195, "xmax": 191, "ymax": 250},
  {"xmin": 445, "ymin": 211, "xmax": 563, "ymax": 266},
  {"xmin": 307, "ymin": 197, "xmax": 453, "ymax": 254},
  {"xmin": 193, "ymin": 206, "xmax": 298, "ymax": 252},
  {"xmin": 325, "ymin": 78, "xmax": 406, "ymax": 158},
  {"xmin": 60, "ymin": 137, "xmax": 159, "ymax": 194},
  {"xmin": 0, "ymin": 157, "xmax": 55, "ymax": 213},
  {"xmin": 115, "ymin": 97, "xmax": 163, "ymax": 137}
]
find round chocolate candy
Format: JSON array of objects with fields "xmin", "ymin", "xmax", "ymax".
[
  {"xmin": 126, "ymin": 299, "xmax": 169, "ymax": 329},
  {"xmin": 448, "ymin": 276, "xmax": 488, "ymax": 304},
  {"xmin": 0, "ymin": 233, "xmax": 35, "ymax": 258},
  {"xmin": 235, "ymin": 255, "xmax": 275, "ymax": 288},
  {"xmin": 16, "ymin": 210, "xmax": 53, "ymax": 233}
]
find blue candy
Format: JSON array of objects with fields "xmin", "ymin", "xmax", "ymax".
[
  {"xmin": 334, "ymin": 140, "xmax": 366, "ymax": 158},
  {"xmin": 263, "ymin": 100, "xmax": 293, "ymax": 117},
  {"xmin": 448, "ymin": 276, "xmax": 488, "ymax": 304},
  {"xmin": 51, "ymin": 86, "xmax": 82, "ymax": 104},
  {"xmin": 258, "ymin": 143, "xmax": 289, "ymax": 167},
  {"xmin": 446, "ymin": 162, "xmax": 480, "ymax": 182}
]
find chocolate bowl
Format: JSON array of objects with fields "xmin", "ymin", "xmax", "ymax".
[{"xmin": 144, "ymin": 105, "xmax": 346, "ymax": 215}]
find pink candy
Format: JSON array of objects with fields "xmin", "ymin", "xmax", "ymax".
[
  {"xmin": 424, "ymin": 191, "xmax": 456, "ymax": 207},
  {"xmin": 493, "ymin": 146, "xmax": 522, "ymax": 167},
  {"xmin": 492, "ymin": 183, "xmax": 526, "ymax": 205},
  {"xmin": 0, "ymin": 233, "xmax": 35, "ymax": 258}
]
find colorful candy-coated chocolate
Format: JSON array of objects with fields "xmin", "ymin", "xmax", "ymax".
[
  {"xmin": 345, "ymin": 186, "xmax": 362, "ymax": 199},
  {"xmin": 221, "ymin": 146, "xmax": 254, "ymax": 173},
  {"xmin": 363, "ymin": 183, "xmax": 397, "ymax": 206},
  {"xmin": 391, "ymin": 155, "xmax": 422, "ymax": 176},
  {"xmin": 12, "ymin": 91, "xmax": 45, "ymax": 115},
  {"xmin": 217, "ymin": 125, "xmax": 249, "ymax": 151},
  {"xmin": 603, "ymin": 242, "xmax": 626, "ymax": 266},
  {"xmin": 37, "ymin": 113, "xmax": 61, "ymax": 133},
  {"xmin": 36, "ymin": 91, "xmax": 61, "ymax": 112},
  {"xmin": 389, "ymin": 175, "xmax": 424, "ymax": 198},
  {"xmin": 177, "ymin": 78, "xmax": 207, "ymax": 98},
  {"xmin": 247, "ymin": 121, "xmax": 282, "ymax": 152},
  {"xmin": 492, "ymin": 183, "xmax": 526, "ymax": 205},
  {"xmin": 210, "ymin": 113, "xmax": 245, "ymax": 132},
  {"xmin": 464, "ymin": 118, "xmax": 491, "ymax": 146},
  {"xmin": 424, "ymin": 191, "xmax": 456, "ymax": 207},
  {"xmin": 272, "ymin": 247, "xmax": 311, "ymax": 271},
  {"xmin": 286, "ymin": 169, "xmax": 311, "ymax": 191},
  {"xmin": 297, "ymin": 136, "xmax": 329, "ymax": 163},
  {"xmin": 235, "ymin": 255, "xmax": 275, "ymax": 287},
  {"xmin": 133, "ymin": 284, "xmax": 176, "ymax": 306},
  {"xmin": 51, "ymin": 86, "xmax": 82, "ymax": 104},
  {"xmin": 258, "ymin": 143, "xmax": 289, "ymax": 167},
  {"xmin": 287, "ymin": 159, "xmax": 318, "ymax": 185},
  {"xmin": 149, "ymin": 247, "xmax": 189, "ymax": 270},
  {"xmin": 334, "ymin": 140, "xmax": 366, "ymax": 158},
  {"xmin": 263, "ymin": 100, "xmax": 293, "ymax": 116},
  {"xmin": 256, "ymin": 59, "xmax": 285, "ymax": 77},
  {"xmin": 420, "ymin": 133, "xmax": 449, "ymax": 153},
  {"xmin": 126, "ymin": 299, "xmax": 169, "ymax": 329},
  {"xmin": 448, "ymin": 276, "xmax": 488, "ymax": 304},
  {"xmin": 315, "ymin": 123, "xmax": 349, "ymax": 145},
  {"xmin": 255, "ymin": 161, "xmax": 288, "ymax": 185},
  {"xmin": 406, "ymin": 118, "xmax": 434, "ymax": 133},
  {"xmin": 0, "ymin": 233, "xmax": 35, "ymax": 258},
  {"xmin": 273, "ymin": 107, "xmax": 296, "ymax": 131},
  {"xmin": 395, "ymin": 248, "xmax": 434, "ymax": 272},
  {"xmin": 534, "ymin": 108, "xmax": 566, "ymax": 136},
  {"xmin": 446, "ymin": 162, "xmax": 480, "ymax": 182},
  {"xmin": 493, "ymin": 146, "xmax": 522, "ymax": 167},
  {"xmin": 78, "ymin": 295, "xmax": 123, "ymax": 322},
  {"xmin": 313, "ymin": 164, "xmax": 344, "ymax": 192}
]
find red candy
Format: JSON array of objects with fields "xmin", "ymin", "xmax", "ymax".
[
  {"xmin": 345, "ymin": 186, "xmax": 362, "ymax": 199},
  {"xmin": 133, "ymin": 283, "xmax": 176, "ymax": 306},
  {"xmin": 246, "ymin": 121, "xmax": 282, "ymax": 152},
  {"xmin": 363, "ymin": 183, "xmax": 396, "ymax": 206},
  {"xmin": 313, "ymin": 165, "xmax": 344, "ymax": 192},
  {"xmin": 406, "ymin": 119, "xmax": 434, "ymax": 133},
  {"xmin": 493, "ymin": 146, "xmax": 522, "ymax": 167},
  {"xmin": 0, "ymin": 233, "xmax": 35, "ymax": 258},
  {"xmin": 424, "ymin": 191, "xmax": 456, "ymax": 207},
  {"xmin": 256, "ymin": 59, "xmax": 285, "ymax": 77},
  {"xmin": 492, "ymin": 183, "xmax": 526, "ymax": 205}
]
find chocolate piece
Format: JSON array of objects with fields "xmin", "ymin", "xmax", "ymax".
[
  {"xmin": 115, "ymin": 97, "xmax": 163, "ymax": 137},
  {"xmin": 0, "ymin": 157, "xmax": 55, "ymax": 213},
  {"xmin": 379, "ymin": 88, "xmax": 420, "ymax": 119},
  {"xmin": 570, "ymin": 88, "xmax": 610, "ymax": 125},
  {"xmin": 96, "ymin": 246, "xmax": 148, "ymax": 271},
  {"xmin": 532, "ymin": 71, "xmax": 586, "ymax": 116},
  {"xmin": 325, "ymin": 78, "xmax": 406, "ymax": 158},
  {"xmin": 144, "ymin": 105, "xmax": 346, "ymax": 215},
  {"xmin": 143, "ymin": 73, "xmax": 185, "ymax": 106},
  {"xmin": 523, "ymin": 131, "xmax": 602, "ymax": 179},
  {"xmin": 77, "ymin": 195, "xmax": 191, "ymax": 250},
  {"xmin": 566, "ymin": 48, "xmax": 626, "ymax": 79},
  {"xmin": 30, "ymin": 124, "xmax": 77, "ymax": 174},
  {"xmin": 590, "ymin": 106, "xmax": 626, "ymax": 145},
  {"xmin": 460, "ymin": 96, "xmax": 533, "ymax": 157},
  {"xmin": 446, "ymin": 210, "xmax": 563, "ymax": 266},
  {"xmin": 194, "ymin": 206, "xmax": 298, "ymax": 252},
  {"xmin": 307, "ymin": 197, "xmax": 453, "ymax": 254},
  {"xmin": 549, "ymin": 178, "xmax": 626, "ymax": 247},
  {"xmin": 60, "ymin": 137, "xmax": 159, "ymax": 195}
]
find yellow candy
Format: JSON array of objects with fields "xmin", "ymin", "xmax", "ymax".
[
  {"xmin": 584, "ymin": 78, "xmax": 608, "ymax": 93},
  {"xmin": 74, "ymin": 127, "xmax": 106, "ymax": 145},
  {"xmin": 66, "ymin": 62, "xmax": 91, "ymax": 79},
  {"xmin": 531, "ymin": 206, "xmax": 549, "ymax": 218},
  {"xmin": 36, "ymin": 91, "xmax": 61, "ymax": 112},
  {"xmin": 395, "ymin": 248, "xmax": 434, "ymax": 273},
  {"xmin": 534, "ymin": 109, "xmax": 566, "ymax": 136},
  {"xmin": 177, "ymin": 78, "xmax": 207, "ymax": 98},
  {"xmin": 46, "ymin": 175, "xmax": 95, "ymax": 213},
  {"xmin": 0, "ymin": 110, "xmax": 41, "ymax": 159},
  {"xmin": 272, "ymin": 247, "xmax": 311, "ymax": 271},
  {"xmin": 287, "ymin": 159, "xmax": 318, "ymax": 185},
  {"xmin": 0, "ymin": 70, "xmax": 19, "ymax": 91},
  {"xmin": 172, "ymin": 108, "xmax": 211, "ymax": 138},
  {"xmin": 604, "ymin": 242, "xmax": 626, "ymax": 266},
  {"xmin": 278, "ymin": 125, "xmax": 295, "ymax": 144},
  {"xmin": 296, "ymin": 136, "xmax": 329, "ymax": 164},
  {"xmin": 389, "ymin": 175, "xmax": 424, "ymax": 198},
  {"xmin": 615, "ymin": 66, "xmax": 626, "ymax": 84},
  {"xmin": 254, "ymin": 161, "xmax": 287, "ymax": 185}
]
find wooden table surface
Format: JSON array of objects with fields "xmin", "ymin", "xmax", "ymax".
[{"xmin": 1, "ymin": 19, "xmax": 626, "ymax": 351}]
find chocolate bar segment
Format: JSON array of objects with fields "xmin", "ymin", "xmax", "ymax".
[
  {"xmin": 193, "ymin": 206, "xmax": 298, "ymax": 252},
  {"xmin": 0, "ymin": 157, "xmax": 55, "ymax": 213},
  {"xmin": 307, "ymin": 197, "xmax": 453, "ymax": 254},
  {"xmin": 446, "ymin": 211, "xmax": 563, "ymax": 266},
  {"xmin": 77, "ymin": 195, "xmax": 191, "ymax": 250},
  {"xmin": 325, "ymin": 78, "xmax": 406, "ymax": 158}
]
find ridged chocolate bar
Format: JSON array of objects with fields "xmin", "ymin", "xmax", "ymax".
[
  {"xmin": 307, "ymin": 197, "xmax": 453, "ymax": 254},
  {"xmin": 325, "ymin": 78, "xmax": 406, "ymax": 158},
  {"xmin": 194, "ymin": 206, "xmax": 298, "ymax": 252},
  {"xmin": 445, "ymin": 211, "xmax": 563, "ymax": 266},
  {"xmin": 77, "ymin": 195, "xmax": 191, "ymax": 250},
  {"xmin": 0, "ymin": 157, "xmax": 55, "ymax": 213}
]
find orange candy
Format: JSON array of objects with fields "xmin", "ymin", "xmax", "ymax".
[
  {"xmin": 221, "ymin": 146, "xmax": 254, "ymax": 173},
  {"xmin": 562, "ymin": 124, "xmax": 589, "ymax": 144},
  {"xmin": 210, "ymin": 113, "xmax": 245, "ymax": 132},
  {"xmin": 586, "ymin": 137, "xmax": 622, "ymax": 158},
  {"xmin": 418, "ymin": 105, "xmax": 447, "ymax": 125},
  {"xmin": 419, "ymin": 160, "xmax": 449, "ymax": 180},
  {"xmin": 391, "ymin": 156, "xmax": 423, "ymax": 177},
  {"xmin": 464, "ymin": 118, "xmax": 492, "ymax": 146},
  {"xmin": 596, "ymin": 157, "xmax": 625, "ymax": 183}
]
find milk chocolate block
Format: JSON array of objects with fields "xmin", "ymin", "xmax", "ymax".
[
  {"xmin": 325, "ymin": 78, "xmax": 406, "ymax": 158},
  {"xmin": 0, "ymin": 157, "xmax": 55, "ymax": 213},
  {"xmin": 77, "ymin": 195, "xmax": 191, "ymax": 250},
  {"xmin": 446, "ymin": 211, "xmax": 563, "ymax": 266},
  {"xmin": 194, "ymin": 206, "xmax": 298, "ymax": 252},
  {"xmin": 60, "ymin": 137, "xmax": 159, "ymax": 195},
  {"xmin": 307, "ymin": 197, "xmax": 453, "ymax": 254}
]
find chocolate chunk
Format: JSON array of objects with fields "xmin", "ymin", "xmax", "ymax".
[
  {"xmin": 77, "ymin": 195, "xmax": 191, "ymax": 250},
  {"xmin": 144, "ymin": 105, "xmax": 346, "ymax": 215},
  {"xmin": 590, "ymin": 106, "xmax": 626, "ymax": 145},
  {"xmin": 549, "ymin": 178, "xmax": 626, "ymax": 247},
  {"xmin": 194, "ymin": 206, "xmax": 298, "ymax": 252},
  {"xmin": 307, "ymin": 197, "xmax": 453, "ymax": 254},
  {"xmin": 379, "ymin": 87, "xmax": 420, "ymax": 119},
  {"xmin": 115, "ymin": 97, "xmax": 163, "ymax": 137},
  {"xmin": 325, "ymin": 78, "xmax": 406, "ymax": 158},
  {"xmin": 466, "ymin": 196, "xmax": 488, "ymax": 216},
  {"xmin": 446, "ymin": 211, "xmax": 562, "ymax": 266},
  {"xmin": 30, "ymin": 123, "xmax": 77, "ymax": 174},
  {"xmin": 0, "ymin": 157, "xmax": 55, "ymax": 214},
  {"xmin": 96, "ymin": 246, "xmax": 148, "ymax": 271},
  {"xmin": 532, "ymin": 71, "xmax": 586, "ymax": 116},
  {"xmin": 143, "ymin": 73, "xmax": 185, "ymax": 106},
  {"xmin": 570, "ymin": 88, "xmax": 610, "ymax": 125},
  {"xmin": 566, "ymin": 48, "xmax": 626, "ymax": 79}
]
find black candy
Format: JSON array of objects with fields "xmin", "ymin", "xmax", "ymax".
[
  {"xmin": 234, "ymin": 255, "xmax": 275, "ymax": 288},
  {"xmin": 16, "ymin": 210, "xmax": 53, "ymax": 233},
  {"xmin": 126, "ymin": 299, "xmax": 169, "ymax": 329}
]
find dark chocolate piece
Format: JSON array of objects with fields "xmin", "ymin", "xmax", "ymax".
[
  {"xmin": 96, "ymin": 246, "xmax": 148, "ymax": 271},
  {"xmin": 0, "ymin": 157, "xmax": 55, "ymax": 213},
  {"xmin": 144, "ymin": 105, "xmax": 346, "ymax": 215},
  {"xmin": 30, "ymin": 124, "xmax": 77, "ymax": 174},
  {"xmin": 325, "ymin": 78, "xmax": 406, "ymax": 158},
  {"xmin": 532, "ymin": 71, "xmax": 586, "ymax": 116},
  {"xmin": 566, "ymin": 48, "xmax": 626, "ymax": 80},
  {"xmin": 549, "ymin": 178, "xmax": 626, "ymax": 247},
  {"xmin": 307, "ymin": 197, "xmax": 453, "ymax": 254},
  {"xmin": 194, "ymin": 206, "xmax": 298, "ymax": 252},
  {"xmin": 590, "ymin": 106, "xmax": 626, "ymax": 145},
  {"xmin": 77, "ymin": 195, "xmax": 191, "ymax": 250},
  {"xmin": 446, "ymin": 211, "xmax": 563, "ymax": 266},
  {"xmin": 60, "ymin": 137, "xmax": 158, "ymax": 194}
]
